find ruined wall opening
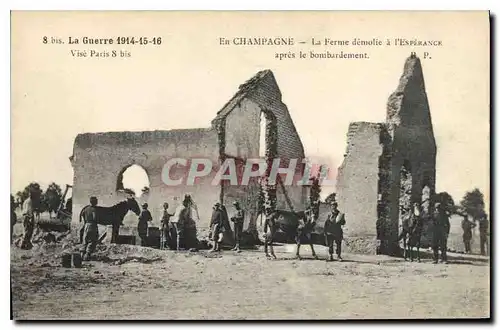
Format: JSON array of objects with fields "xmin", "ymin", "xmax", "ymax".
[
  {"xmin": 421, "ymin": 177, "xmax": 431, "ymax": 215},
  {"xmin": 398, "ymin": 160, "xmax": 413, "ymax": 232},
  {"xmin": 117, "ymin": 164, "xmax": 150, "ymax": 227},
  {"xmin": 419, "ymin": 176, "xmax": 433, "ymax": 247},
  {"xmin": 116, "ymin": 164, "xmax": 150, "ymax": 199}
]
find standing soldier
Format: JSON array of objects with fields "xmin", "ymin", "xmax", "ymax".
[
  {"xmin": 432, "ymin": 202, "xmax": 451, "ymax": 264},
  {"xmin": 176, "ymin": 195, "xmax": 194, "ymax": 250},
  {"xmin": 11, "ymin": 195, "xmax": 17, "ymax": 245},
  {"xmin": 478, "ymin": 212, "xmax": 489, "ymax": 256},
  {"xmin": 324, "ymin": 202, "xmax": 346, "ymax": 261},
  {"xmin": 170, "ymin": 195, "xmax": 192, "ymax": 250},
  {"xmin": 461, "ymin": 212, "xmax": 476, "ymax": 254},
  {"xmin": 20, "ymin": 193, "xmax": 35, "ymax": 250},
  {"xmin": 209, "ymin": 203, "xmax": 224, "ymax": 252},
  {"xmin": 230, "ymin": 201, "xmax": 245, "ymax": 252},
  {"xmin": 160, "ymin": 202, "xmax": 173, "ymax": 250},
  {"xmin": 138, "ymin": 203, "xmax": 152, "ymax": 247},
  {"xmin": 80, "ymin": 196, "xmax": 99, "ymax": 261},
  {"xmin": 263, "ymin": 208, "xmax": 279, "ymax": 259}
]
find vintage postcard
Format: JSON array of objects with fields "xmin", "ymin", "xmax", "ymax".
[{"xmin": 10, "ymin": 11, "xmax": 490, "ymax": 320}]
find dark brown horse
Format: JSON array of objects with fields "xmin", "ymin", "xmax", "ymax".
[
  {"xmin": 79, "ymin": 197, "xmax": 141, "ymax": 244},
  {"xmin": 399, "ymin": 217, "xmax": 424, "ymax": 262},
  {"xmin": 398, "ymin": 203, "xmax": 424, "ymax": 262},
  {"xmin": 262, "ymin": 209, "xmax": 318, "ymax": 260}
]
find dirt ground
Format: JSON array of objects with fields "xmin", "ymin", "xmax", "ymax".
[{"xmin": 11, "ymin": 225, "xmax": 490, "ymax": 320}]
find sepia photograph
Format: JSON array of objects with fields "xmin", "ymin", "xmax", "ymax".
[{"xmin": 10, "ymin": 10, "xmax": 490, "ymax": 320}]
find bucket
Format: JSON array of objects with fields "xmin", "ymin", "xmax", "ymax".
[
  {"xmin": 61, "ymin": 253, "xmax": 72, "ymax": 268},
  {"xmin": 72, "ymin": 252, "xmax": 82, "ymax": 268}
]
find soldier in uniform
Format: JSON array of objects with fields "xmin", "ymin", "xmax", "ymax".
[
  {"xmin": 478, "ymin": 212, "xmax": 489, "ymax": 256},
  {"xmin": 20, "ymin": 193, "xmax": 35, "ymax": 250},
  {"xmin": 138, "ymin": 203, "xmax": 152, "ymax": 247},
  {"xmin": 171, "ymin": 195, "xmax": 192, "ymax": 250},
  {"xmin": 80, "ymin": 196, "xmax": 99, "ymax": 261},
  {"xmin": 11, "ymin": 195, "xmax": 17, "ymax": 245},
  {"xmin": 263, "ymin": 208, "xmax": 279, "ymax": 259},
  {"xmin": 432, "ymin": 202, "xmax": 451, "ymax": 263},
  {"xmin": 160, "ymin": 202, "xmax": 173, "ymax": 249},
  {"xmin": 461, "ymin": 212, "xmax": 476, "ymax": 254},
  {"xmin": 324, "ymin": 202, "xmax": 346, "ymax": 261},
  {"xmin": 230, "ymin": 201, "xmax": 245, "ymax": 252},
  {"xmin": 209, "ymin": 203, "xmax": 224, "ymax": 252}
]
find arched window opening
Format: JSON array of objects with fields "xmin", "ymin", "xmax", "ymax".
[
  {"xmin": 117, "ymin": 164, "xmax": 150, "ymax": 226},
  {"xmin": 117, "ymin": 164, "xmax": 150, "ymax": 199}
]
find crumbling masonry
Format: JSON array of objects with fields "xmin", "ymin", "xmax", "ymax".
[
  {"xmin": 70, "ymin": 70, "xmax": 307, "ymax": 235},
  {"xmin": 336, "ymin": 55, "xmax": 437, "ymax": 256}
]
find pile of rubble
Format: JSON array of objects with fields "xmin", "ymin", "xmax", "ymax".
[
  {"xmin": 12, "ymin": 227, "xmax": 169, "ymax": 266},
  {"xmin": 13, "ymin": 228, "xmax": 77, "ymax": 250},
  {"xmin": 89, "ymin": 244, "xmax": 166, "ymax": 265}
]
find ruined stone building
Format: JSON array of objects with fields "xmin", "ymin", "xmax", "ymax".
[
  {"xmin": 70, "ymin": 70, "xmax": 307, "ymax": 232},
  {"xmin": 336, "ymin": 55, "xmax": 437, "ymax": 256}
]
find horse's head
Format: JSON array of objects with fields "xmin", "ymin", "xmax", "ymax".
[{"xmin": 126, "ymin": 197, "xmax": 141, "ymax": 216}]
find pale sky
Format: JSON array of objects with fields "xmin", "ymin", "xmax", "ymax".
[{"xmin": 11, "ymin": 11, "xmax": 490, "ymax": 209}]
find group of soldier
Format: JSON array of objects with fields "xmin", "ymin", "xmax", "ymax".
[
  {"xmin": 460, "ymin": 211, "xmax": 489, "ymax": 256},
  {"xmin": 12, "ymin": 190, "xmax": 490, "ymax": 264},
  {"xmin": 76, "ymin": 193, "xmax": 345, "ymax": 260},
  {"xmin": 400, "ymin": 200, "xmax": 490, "ymax": 264},
  {"xmin": 206, "ymin": 201, "xmax": 245, "ymax": 253}
]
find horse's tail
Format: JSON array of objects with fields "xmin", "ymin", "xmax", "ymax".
[{"xmin": 397, "ymin": 229, "xmax": 407, "ymax": 242}]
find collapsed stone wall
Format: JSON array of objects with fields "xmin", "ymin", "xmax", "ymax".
[
  {"xmin": 386, "ymin": 55, "xmax": 437, "ymax": 253},
  {"xmin": 376, "ymin": 127, "xmax": 393, "ymax": 254},
  {"xmin": 214, "ymin": 70, "xmax": 307, "ymax": 231},
  {"xmin": 247, "ymin": 70, "xmax": 307, "ymax": 215},
  {"xmin": 71, "ymin": 69, "xmax": 307, "ymax": 236},
  {"xmin": 215, "ymin": 98, "xmax": 262, "ymax": 230},
  {"xmin": 336, "ymin": 55, "xmax": 437, "ymax": 255},
  {"xmin": 71, "ymin": 129, "xmax": 221, "ymax": 231},
  {"xmin": 336, "ymin": 122, "xmax": 391, "ymax": 254}
]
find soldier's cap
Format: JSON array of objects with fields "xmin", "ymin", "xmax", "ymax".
[
  {"xmin": 214, "ymin": 202, "xmax": 221, "ymax": 207},
  {"xmin": 142, "ymin": 203, "xmax": 148, "ymax": 208},
  {"xmin": 90, "ymin": 196, "xmax": 98, "ymax": 201},
  {"xmin": 331, "ymin": 202, "xmax": 338, "ymax": 207}
]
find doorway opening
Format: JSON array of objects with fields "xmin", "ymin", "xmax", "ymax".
[{"xmin": 398, "ymin": 160, "xmax": 413, "ymax": 232}]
